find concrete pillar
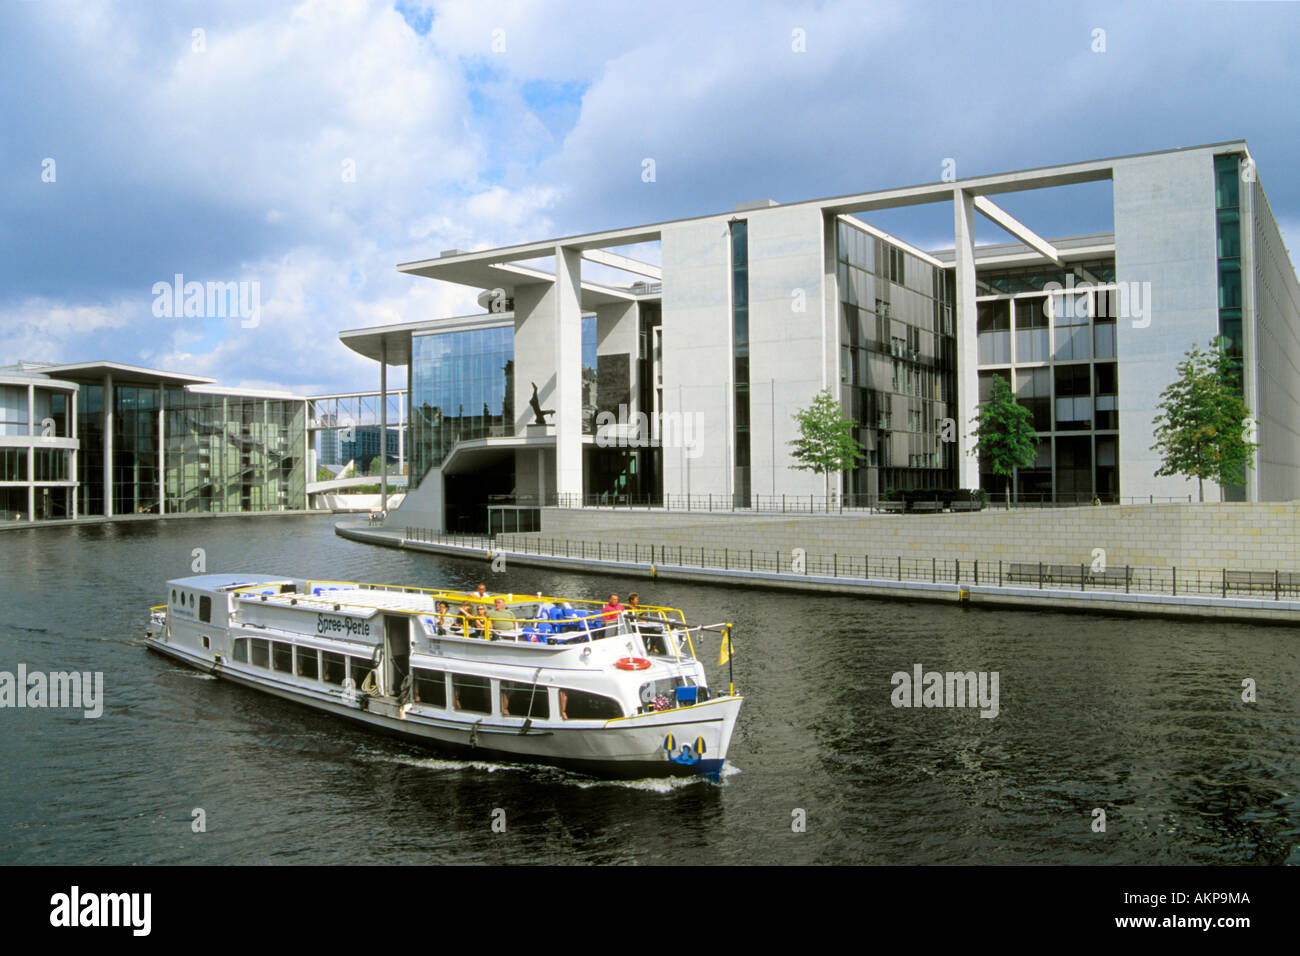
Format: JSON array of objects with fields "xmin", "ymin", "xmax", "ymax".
[
  {"xmin": 554, "ymin": 245, "xmax": 584, "ymax": 498},
  {"xmin": 380, "ymin": 339, "xmax": 388, "ymax": 514},
  {"xmin": 103, "ymin": 372, "xmax": 113, "ymax": 517},
  {"xmin": 27, "ymin": 383, "xmax": 35, "ymax": 520},
  {"xmin": 953, "ymin": 189, "xmax": 981, "ymax": 490},
  {"xmin": 71, "ymin": 385, "xmax": 78, "ymax": 519},
  {"xmin": 157, "ymin": 386, "xmax": 166, "ymax": 514}
]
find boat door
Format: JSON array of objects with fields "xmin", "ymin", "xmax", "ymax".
[{"xmin": 383, "ymin": 614, "xmax": 411, "ymax": 698}]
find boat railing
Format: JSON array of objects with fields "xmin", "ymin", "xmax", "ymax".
[{"xmin": 226, "ymin": 582, "xmax": 701, "ymax": 662}]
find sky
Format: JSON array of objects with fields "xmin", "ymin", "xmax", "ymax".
[{"xmin": 1, "ymin": 0, "xmax": 1297, "ymax": 394}]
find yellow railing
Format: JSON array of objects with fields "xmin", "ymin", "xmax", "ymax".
[{"xmin": 227, "ymin": 580, "xmax": 699, "ymax": 660}]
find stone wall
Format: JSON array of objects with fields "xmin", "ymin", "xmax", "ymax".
[{"xmin": 493, "ymin": 502, "xmax": 1300, "ymax": 573}]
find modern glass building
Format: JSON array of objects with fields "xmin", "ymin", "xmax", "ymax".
[
  {"xmin": 338, "ymin": 141, "xmax": 1300, "ymax": 532},
  {"xmin": 0, "ymin": 362, "xmax": 308, "ymax": 520},
  {"xmin": 0, "ymin": 367, "xmax": 78, "ymax": 520}
]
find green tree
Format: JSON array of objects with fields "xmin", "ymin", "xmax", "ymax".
[
  {"xmin": 788, "ymin": 389, "xmax": 866, "ymax": 500},
  {"xmin": 1151, "ymin": 341, "xmax": 1257, "ymax": 502},
  {"xmin": 317, "ymin": 466, "xmax": 333, "ymax": 482},
  {"xmin": 969, "ymin": 376, "xmax": 1037, "ymax": 508}
]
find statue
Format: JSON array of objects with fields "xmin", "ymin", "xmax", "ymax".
[{"xmin": 529, "ymin": 382, "xmax": 555, "ymax": 426}]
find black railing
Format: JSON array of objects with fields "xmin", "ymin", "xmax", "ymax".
[
  {"xmin": 401, "ymin": 526, "xmax": 1300, "ymax": 603},
  {"xmin": 547, "ymin": 492, "xmax": 1196, "ymax": 514}
]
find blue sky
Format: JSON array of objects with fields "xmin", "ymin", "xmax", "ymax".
[{"xmin": 1, "ymin": 0, "xmax": 1297, "ymax": 393}]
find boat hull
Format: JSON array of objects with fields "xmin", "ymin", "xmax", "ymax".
[{"xmin": 146, "ymin": 638, "xmax": 738, "ymax": 779}]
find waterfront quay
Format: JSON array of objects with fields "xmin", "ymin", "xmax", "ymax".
[{"xmin": 338, "ymin": 501, "xmax": 1300, "ymax": 625}]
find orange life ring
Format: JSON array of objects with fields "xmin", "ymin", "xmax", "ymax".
[{"xmin": 614, "ymin": 657, "xmax": 652, "ymax": 671}]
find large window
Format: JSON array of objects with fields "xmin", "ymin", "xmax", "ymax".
[
  {"xmin": 409, "ymin": 326, "xmax": 513, "ymax": 483},
  {"xmin": 977, "ymin": 301, "xmax": 1011, "ymax": 365},
  {"xmin": 731, "ymin": 219, "xmax": 751, "ymax": 507},
  {"xmin": 1054, "ymin": 365, "xmax": 1092, "ymax": 431},
  {"xmin": 1013, "ymin": 298, "xmax": 1050, "ymax": 363},
  {"xmin": 836, "ymin": 219, "xmax": 956, "ymax": 499},
  {"xmin": 1052, "ymin": 293, "xmax": 1091, "ymax": 362}
]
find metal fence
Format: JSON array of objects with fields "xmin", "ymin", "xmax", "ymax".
[
  {"xmin": 404, "ymin": 527, "xmax": 1300, "ymax": 602},
  {"xmin": 547, "ymin": 492, "xmax": 1198, "ymax": 514}
]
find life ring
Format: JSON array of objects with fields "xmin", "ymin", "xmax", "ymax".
[{"xmin": 614, "ymin": 657, "xmax": 652, "ymax": 671}]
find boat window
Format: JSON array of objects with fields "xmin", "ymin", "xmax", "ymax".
[
  {"xmin": 199, "ymin": 596, "xmax": 212, "ymax": 623},
  {"xmin": 233, "ymin": 639, "xmax": 248, "ymax": 663},
  {"xmin": 250, "ymin": 639, "xmax": 270, "ymax": 668},
  {"xmin": 451, "ymin": 674, "xmax": 493, "ymax": 714},
  {"xmin": 272, "ymin": 642, "xmax": 293, "ymax": 673},
  {"xmin": 559, "ymin": 688, "xmax": 623, "ymax": 720},
  {"xmin": 501, "ymin": 681, "xmax": 550, "ymax": 720},
  {"xmin": 637, "ymin": 677, "xmax": 684, "ymax": 711},
  {"xmin": 189, "ymin": 594, "xmax": 195, "ymax": 609},
  {"xmin": 349, "ymin": 656, "xmax": 374, "ymax": 687},
  {"xmin": 296, "ymin": 647, "xmax": 319, "ymax": 680},
  {"xmin": 171, "ymin": 589, "xmax": 177, "ymax": 605},
  {"xmin": 413, "ymin": 668, "xmax": 447, "ymax": 707},
  {"xmin": 321, "ymin": 652, "xmax": 346, "ymax": 685}
]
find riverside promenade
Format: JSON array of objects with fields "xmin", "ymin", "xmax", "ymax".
[{"xmin": 336, "ymin": 511, "xmax": 1300, "ymax": 625}]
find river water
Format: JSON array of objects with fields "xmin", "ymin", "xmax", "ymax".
[{"xmin": 1, "ymin": 514, "xmax": 1296, "ymax": 865}]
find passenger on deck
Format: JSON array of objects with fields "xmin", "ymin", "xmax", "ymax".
[
  {"xmin": 456, "ymin": 603, "xmax": 476, "ymax": 636},
  {"xmin": 473, "ymin": 583, "xmax": 490, "ymax": 601},
  {"xmin": 433, "ymin": 600, "xmax": 452, "ymax": 635},
  {"xmin": 473, "ymin": 604, "xmax": 491, "ymax": 639},
  {"xmin": 488, "ymin": 597, "xmax": 517, "ymax": 635},
  {"xmin": 601, "ymin": 594, "xmax": 626, "ymax": 632}
]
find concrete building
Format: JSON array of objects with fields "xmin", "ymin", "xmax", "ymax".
[{"xmin": 340, "ymin": 141, "xmax": 1300, "ymax": 533}]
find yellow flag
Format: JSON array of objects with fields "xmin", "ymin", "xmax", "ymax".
[{"xmin": 718, "ymin": 632, "xmax": 732, "ymax": 666}]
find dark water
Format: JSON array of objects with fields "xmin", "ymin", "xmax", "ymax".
[{"xmin": 1, "ymin": 514, "xmax": 1297, "ymax": 865}]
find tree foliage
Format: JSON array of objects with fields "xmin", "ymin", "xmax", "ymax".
[
  {"xmin": 1151, "ymin": 341, "xmax": 1256, "ymax": 502},
  {"xmin": 969, "ymin": 376, "xmax": 1037, "ymax": 506},
  {"xmin": 788, "ymin": 389, "xmax": 866, "ymax": 498}
]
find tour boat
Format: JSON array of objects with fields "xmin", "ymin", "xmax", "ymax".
[{"xmin": 144, "ymin": 574, "xmax": 741, "ymax": 778}]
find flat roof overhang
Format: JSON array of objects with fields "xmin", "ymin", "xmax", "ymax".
[
  {"xmin": 397, "ymin": 140, "xmax": 1247, "ymax": 284},
  {"xmin": 339, "ymin": 313, "xmax": 516, "ymax": 365},
  {"xmin": 43, "ymin": 361, "xmax": 216, "ymax": 388}
]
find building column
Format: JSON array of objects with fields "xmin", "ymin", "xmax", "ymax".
[
  {"xmin": 554, "ymin": 244, "xmax": 584, "ymax": 499},
  {"xmin": 103, "ymin": 372, "xmax": 113, "ymax": 517},
  {"xmin": 952, "ymin": 189, "xmax": 981, "ymax": 490},
  {"xmin": 71, "ymin": 386, "xmax": 78, "ymax": 519},
  {"xmin": 157, "ymin": 386, "xmax": 166, "ymax": 515},
  {"xmin": 27, "ymin": 383, "xmax": 35, "ymax": 521},
  {"xmin": 380, "ymin": 339, "xmax": 388, "ymax": 514}
]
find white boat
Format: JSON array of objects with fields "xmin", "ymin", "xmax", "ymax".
[{"xmin": 144, "ymin": 574, "xmax": 742, "ymax": 778}]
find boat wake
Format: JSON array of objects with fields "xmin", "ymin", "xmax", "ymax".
[{"xmin": 356, "ymin": 748, "xmax": 740, "ymax": 792}]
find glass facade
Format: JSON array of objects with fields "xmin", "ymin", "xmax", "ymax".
[
  {"xmin": 582, "ymin": 315, "xmax": 597, "ymax": 434},
  {"xmin": 731, "ymin": 220, "xmax": 751, "ymax": 506},
  {"xmin": 409, "ymin": 325, "xmax": 513, "ymax": 484},
  {"xmin": 162, "ymin": 390, "xmax": 306, "ymax": 514},
  {"xmin": 1215, "ymin": 152, "xmax": 1246, "ymax": 501},
  {"xmin": 973, "ymin": 265, "xmax": 1120, "ymax": 502},
  {"xmin": 837, "ymin": 219, "xmax": 956, "ymax": 497},
  {"xmin": 75, "ymin": 385, "xmax": 306, "ymax": 515}
]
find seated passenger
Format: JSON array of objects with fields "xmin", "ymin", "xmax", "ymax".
[
  {"xmin": 488, "ymin": 597, "xmax": 517, "ymax": 635},
  {"xmin": 433, "ymin": 601, "xmax": 452, "ymax": 635}
]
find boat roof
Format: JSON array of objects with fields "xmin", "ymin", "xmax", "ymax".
[{"xmin": 170, "ymin": 574, "xmax": 295, "ymax": 591}]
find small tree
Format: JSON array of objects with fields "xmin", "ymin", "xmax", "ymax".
[
  {"xmin": 969, "ymin": 376, "xmax": 1037, "ymax": 508},
  {"xmin": 1152, "ymin": 341, "xmax": 1257, "ymax": 502},
  {"xmin": 789, "ymin": 389, "xmax": 866, "ymax": 501}
]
